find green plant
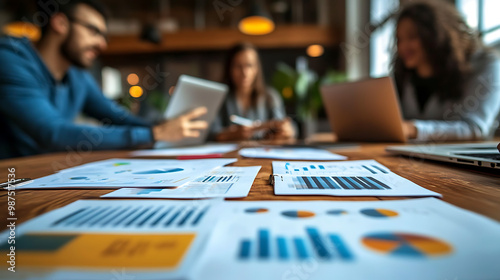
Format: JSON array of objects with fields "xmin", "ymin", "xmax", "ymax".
[{"xmin": 271, "ymin": 62, "xmax": 346, "ymax": 120}]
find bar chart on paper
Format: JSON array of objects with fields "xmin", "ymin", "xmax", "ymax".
[
  {"xmin": 272, "ymin": 160, "xmax": 441, "ymax": 197},
  {"xmin": 237, "ymin": 227, "xmax": 354, "ymax": 261},
  {"xmin": 275, "ymin": 160, "xmax": 390, "ymax": 176},
  {"xmin": 48, "ymin": 203, "xmax": 211, "ymax": 230},
  {"xmin": 102, "ymin": 166, "xmax": 261, "ymax": 199},
  {"xmin": 291, "ymin": 176, "xmax": 391, "ymax": 190},
  {"xmin": 193, "ymin": 199, "xmax": 500, "ymax": 280}
]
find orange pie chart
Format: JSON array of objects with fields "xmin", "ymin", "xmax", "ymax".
[{"xmin": 362, "ymin": 232, "xmax": 453, "ymax": 257}]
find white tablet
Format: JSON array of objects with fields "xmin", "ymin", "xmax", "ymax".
[{"xmin": 155, "ymin": 75, "xmax": 228, "ymax": 148}]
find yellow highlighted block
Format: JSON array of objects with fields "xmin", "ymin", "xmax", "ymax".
[{"xmin": 5, "ymin": 233, "xmax": 195, "ymax": 269}]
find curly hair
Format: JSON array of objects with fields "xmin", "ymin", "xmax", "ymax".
[{"xmin": 392, "ymin": 0, "xmax": 480, "ymax": 101}]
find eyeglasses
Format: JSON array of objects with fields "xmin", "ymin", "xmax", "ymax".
[{"xmin": 68, "ymin": 17, "xmax": 108, "ymax": 42}]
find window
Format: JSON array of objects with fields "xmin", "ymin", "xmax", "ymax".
[
  {"xmin": 457, "ymin": 0, "xmax": 500, "ymax": 46},
  {"xmin": 370, "ymin": 0, "xmax": 399, "ymax": 77}
]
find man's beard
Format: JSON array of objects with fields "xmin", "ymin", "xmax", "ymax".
[{"xmin": 60, "ymin": 27, "xmax": 90, "ymax": 68}]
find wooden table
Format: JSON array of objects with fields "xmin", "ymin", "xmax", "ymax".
[{"xmin": 1, "ymin": 142, "xmax": 499, "ymax": 225}]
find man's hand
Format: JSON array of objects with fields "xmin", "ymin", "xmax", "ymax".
[{"xmin": 153, "ymin": 107, "xmax": 208, "ymax": 142}]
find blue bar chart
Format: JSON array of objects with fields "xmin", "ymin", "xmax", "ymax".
[
  {"xmin": 50, "ymin": 205, "xmax": 211, "ymax": 228},
  {"xmin": 196, "ymin": 175, "xmax": 239, "ymax": 183},
  {"xmin": 361, "ymin": 165, "xmax": 388, "ymax": 174},
  {"xmin": 292, "ymin": 176, "xmax": 391, "ymax": 190},
  {"xmin": 237, "ymin": 227, "xmax": 354, "ymax": 261}
]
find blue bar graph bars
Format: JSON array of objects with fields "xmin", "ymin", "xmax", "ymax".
[
  {"xmin": 277, "ymin": 237, "xmax": 289, "ymax": 259},
  {"xmin": 239, "ymin": 240, "xmax": 252, "ymax": 259},
  {"xmin": 49, "ymin": 205, "xmax": 210, "ymax": 228},
  {"xmin": 362, "ymin": 165, "xmax": 388, "ymax": 174},
  {"xmin": 198, "ymin": 175, "xmax": 238, "ymax": 183},
  {"xmin": 306, "ymin": 227, "xmax": 331, "ymax": 259},
  {"xmin": 258, "ymin": 229, "xmax": 270, "ymax": 259},
  {"xmin": 293, "ymin": 176, "xmax": 391, "ymax": 190},
  {"xmin": 237, "ymin": 227, "xmax": 354, "ymax": 261}
]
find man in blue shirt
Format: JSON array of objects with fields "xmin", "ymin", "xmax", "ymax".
[{"xmin": 0, "ymin": 0, "xmax": 207, "ymax": 159}]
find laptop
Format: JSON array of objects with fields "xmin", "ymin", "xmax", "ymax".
[
  {"xmin": 386, "ymin": 142, "xmax": 500, "ymax": 169},
  {"xmin": 154, "ymin": 75, "xmax": 228, "ymax": 148},
  {"xmin": 321, "ymin": 76, "xmax": 406, "ymax": 142}
]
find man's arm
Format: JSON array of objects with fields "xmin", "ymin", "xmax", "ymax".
[{"xmin": 0, "ymin": 83, "xmax": 154, "ymax": 152}]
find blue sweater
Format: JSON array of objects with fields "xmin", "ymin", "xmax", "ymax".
[{"xmin": 0, "ymin": 37, "xmax": 154, "ymax": 159}]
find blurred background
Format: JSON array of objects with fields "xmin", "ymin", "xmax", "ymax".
[{"xmin": 1, "ymin": 0, "xmax": 500, "ymax": 138}]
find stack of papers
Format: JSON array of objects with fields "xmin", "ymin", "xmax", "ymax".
[
  {"xmin": 102, "ymin": 166, "xmax": 262, "ymax": 199},
  {"xmin": 0, "ymin": 199, "xmax": 223, "ymax": 280},
  {"xmin": 17, "ymin": 158, "xmax": 237, "ymax": 189},
  {"xmin": 271, "ymin": 160, "xmax": 441, "ymax": 197},
  {"xmin": 193, "ymin": 198, "xmax": 500, "ymax": 280},
  {"xmin": 131, "ymin": 143, "xmax": 238, "ymax": 157},
  {"xmin": 2, "ymin": 198, "xmax": 500, "ymax": 279},
  {"xmin": 239, "ymin": 147, "xmax": 347, "ymax": 160}
]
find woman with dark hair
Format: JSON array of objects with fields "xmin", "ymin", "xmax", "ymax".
[
  {"xmin": 393, "ymin": 0, "xmax": 500, "ymax": 141},
  {"xmin": 212, "ymin": 42, "xmax": 295, "ymax": 141}
]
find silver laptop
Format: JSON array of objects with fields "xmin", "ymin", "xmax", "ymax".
[
  {"xmin": 386, "ymin": 143, "xmax": 500, "ymax": 169},
  {"xmin": 321, "ymin": 76, "xmax": 406, "ymax": 142}
]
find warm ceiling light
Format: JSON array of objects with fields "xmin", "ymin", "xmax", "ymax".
[
  {"xmin": 239, "ymin": 16, "xmax": 275, "ymax": 35},
  {"xmin": 129, "ymin": 86, "xmax": 144, "ymax": 98},
  {"xmin": 282, "ymin": 86, "xmax": 293, "ymax": 99},
  {"xmin": 307, "ymin": 44, "xmax": 324, "ymax": 57},
  {"xmin": 239, "ymin": 1, "xmax": 275, "ymax": 36},
  {"xmin": 127, "ymin": 73, "xmax": 139, "ymax": 85},
  {"xmin": 3, "ymin": 22, "xmax": 41, "ymax": 42}
]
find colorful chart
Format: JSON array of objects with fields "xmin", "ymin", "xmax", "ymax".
[
  {"xmin": 245, "ymin": 208, "xmax": 269, "ymax": 214},
  {"xmin": 362, "ymin": 232, "xmax": 453, "ymax": 258},
  {"xmin": 238, "ymin": 227, "xmax": 353, "ymax": 261},
  {"xmin": 49, "ymin": 205, "xmax": 210, "ymax": 228},
  {"xmin": 360, "ymin": 208, "xmax": 398, "ymax": 218},
  {"xmin": 281, "ymin": 210, "xmax": 315, "ymax": 218},
  {"xmin": 133, "ymin": 168, "xmax": 184, "ymax": 175},
  {"xmin": 8, "ymin": 233, "xmax": 195, "ymax": 269},
  {"xmin": 137, "ymin": 189, "xmax": 164, "ymax": 195},
  {"xmin": 70, "ymin": 177, "xmax": 89, "ymax": 180},
  {"xmin": 327, "ymin": 210, "xmax": 348, "ymax": 215},
  {"xmin": 113, "ymin": 162, "xmax": 130, "ymax": 166}
]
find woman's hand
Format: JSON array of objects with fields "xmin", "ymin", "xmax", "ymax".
[
  {"xmin": 216, "ymin": 124, "xmax": 259, "ymax": 141},
  {"xmin": 403, "ymin": 121, "xmax": 418, "ymax": 140},
  {"xmin": 263, "ymin": 118, "xmax": 296, "ymax": 140}
]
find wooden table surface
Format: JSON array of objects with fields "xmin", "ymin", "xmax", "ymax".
[{"xmin": 0, "ymin": 142, "xmax": 499, "ymax": 225}]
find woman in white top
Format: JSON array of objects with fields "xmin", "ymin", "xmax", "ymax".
[{"xmin": 393, "ymin": 0, "xmax": 500, "ymax": 141}]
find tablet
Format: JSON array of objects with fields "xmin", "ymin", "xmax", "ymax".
[{"xmin": 155, "ymin": 75, "xmax": 228, "ymax": 148}]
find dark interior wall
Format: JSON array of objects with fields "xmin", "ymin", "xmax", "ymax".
[{"xmin": 100, "ymin": 45, "xmax": 343, "ymax": 97}]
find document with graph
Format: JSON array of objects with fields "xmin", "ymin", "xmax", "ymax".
[
  {"xmin": 271, "ymin": 160, "xmax": 441, "ymax": 197},
  {"xmin": 191, "ymin": 198, "xmax": 500, "ymax": 280},
  {"xmin": 0, "ymin": 199, "xmax": 223, "ymax": 280},
  {"xmin": 101, "ymin": 166, "xmax": 262, "ymax": 199},
  {"xmin": 16, "ymin": 158, "xmax": 237, "ymax": 189}
]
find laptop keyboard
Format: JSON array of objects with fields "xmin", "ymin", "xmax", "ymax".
[{"xmin": 456, "ymin": 153, "xmax": 500, "ymax": 160}]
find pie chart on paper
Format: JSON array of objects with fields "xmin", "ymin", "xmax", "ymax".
[
  {"xmin": 360, "ymin": 208, "xmax": 398, "ymax": 218},
  {"xmin": 245, "ymin": 208, "xmax": 269, "ymax": 214},
  {"xmin": 281, "ymin": 210, "xmax": 315, "ymax": 218},
  {"xmin": 362, "ymin": 232, "xmax": 453, "ymax": 258}
]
